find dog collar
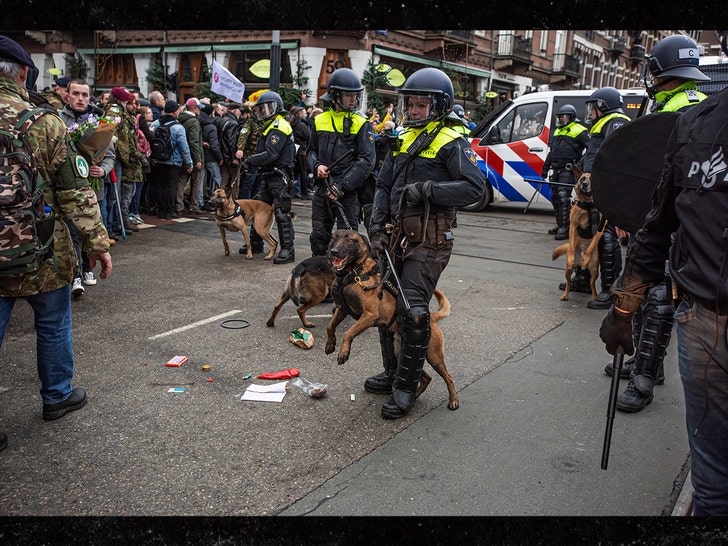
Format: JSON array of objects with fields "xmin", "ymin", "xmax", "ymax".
[{"xmin": 215, "ymin": 202, "xmax": 245, "ymax": 222}]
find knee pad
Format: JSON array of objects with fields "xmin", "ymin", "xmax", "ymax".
[{"xmin": 400, "ymin": 304, "xmax": 430, "ymax": 331}]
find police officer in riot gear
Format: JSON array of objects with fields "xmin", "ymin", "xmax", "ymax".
[
  {"xmin": 307, "ymin": 68, "xmax": 375, "ymax": 257},
  {"xmin": 243, "ymin": 91, "xmax": 297, "ymax": 264},
  {"xmin": 542, "ymin": 104, "xmax": 588, "ymax": 241},
  {"xmin": 578, "ymin": 87, "xmax": 631, "ymax": 310},
  {"xmin": 445, "ymin": 104, "xmax": 471, "ymax": 136},
  {"xmin": 367, "ymin": 67, "xmax": 485, "ymax": 419},
  {"xmin": 607, "ymin": 35, "xmax": 710, "ymax": 412}
]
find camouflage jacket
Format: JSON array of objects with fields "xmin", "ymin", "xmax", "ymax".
[
  {"xmin": 0, "ymin": 77, "xmax": 110, "ymax": 298},
  {"xmin": 105, "ymin": 97, "xmax": 142, "ymax": 182},
  {"xmin": 237, "ymin": 117, "xmax": 260, "ymax": 158},
  {"xmin": 40, "ymin": 89, "xmax": 65, "ymax": 112}
]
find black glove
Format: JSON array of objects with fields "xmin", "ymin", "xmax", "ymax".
[
  {"xmin": 403, "ymin": 180, "xmax": 433, "ymax": 207},
  {"xmin": 369, "ymin": 230, "xmax": 389, "ymax": 258},
  {"xmin": 599, "ymin": 306, "xmax": 635, "ymax": 356},
  {"xmin": 327, "ymin": 183, "xmax": 342, "ymax": 201}
]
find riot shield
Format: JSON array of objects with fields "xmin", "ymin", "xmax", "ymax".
[{"xmin": 591, "ymin": 112, "xmax": 680, "ymax": 234}]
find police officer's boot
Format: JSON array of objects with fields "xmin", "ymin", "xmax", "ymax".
[
  {"xmin": 554, "ymin": 189, "xmax": 570, "ymax": 240},
  {"xmin": 364, "ymin": 327, "xmax": 398, "ymax": 394},
  {"xmin": 616, "ymin": 283, "xmax": 672, "ymax": 412},
  {"xmin": 548, "ymin": 193, "xmax": 559, "ymax": 235},
  {"xmin": 239, "ymin": 226, "xmax": 265, "ymax": 254},
  {"xmin": 558, "ymin": 267, "xmax": 592, "ymax": 294},
  {"xmin": 273, "ymin": 208, "xmax": 295, "ymax": 265},
  {"xmin": 588, "ymin": 227, "xmax": 622, "ymax": 309},
  {"xmin": 381, "ymin": 307, "xmax": 430, "ymax": 419}
]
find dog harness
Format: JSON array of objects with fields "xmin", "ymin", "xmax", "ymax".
[
  {"xmin": 574, "ymin": 200, "xmax": 606, "ymax": 239},
  {"xmin": 331, "ymin": 261, "xmax": 398, "ymax": 328},
  {"xmin": 215, "ymin": 201, "xmax": 245, "ymax": 222}
]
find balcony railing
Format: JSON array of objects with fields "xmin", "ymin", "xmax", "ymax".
[
  {"xmin": 628, "ymin": 44, "xmax": 646, "ymax": 61},
  {"xmin": 606, "ymin": 36, "xmax": 627, "ymax": 54},
  {"xmin": 496, "ymin": 34, "xmax": 533, "ymax": 64},
  {"xmin": 552, "ymin": 53, "xmax": 581, "ymax": 77}
]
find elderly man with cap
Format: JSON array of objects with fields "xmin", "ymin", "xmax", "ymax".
[
  {"xmin": 0, "ymin": 36, "xmax": 112, "ymax": 449},
  {"xmin": 42, "ymin": 75, "xmax": 70, "ymax": 110},
  {"xmin": 178, "ymin": 97, "xmax": 205, "ymax": 215},
  {"xmin": 150, "ymin": 100, "xmax": 193, "ymax": 220}
]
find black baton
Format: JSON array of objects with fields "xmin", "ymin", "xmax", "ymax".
[
  {"xmin": 383, "ymin": 248, "xmax": 410, "ymax": 311},
  {"xmin": 601, "ymin": 347, "xmax": 624, "ymax": 470}
]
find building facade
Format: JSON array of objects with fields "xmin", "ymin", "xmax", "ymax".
[{"xmin": 8, "ymin": 29, "xmax": 720, "ymax": 118}]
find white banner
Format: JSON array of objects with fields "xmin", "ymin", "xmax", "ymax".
[{"xmin": 210, "ymin": 60, "xmax": 245, "ymax": 103}]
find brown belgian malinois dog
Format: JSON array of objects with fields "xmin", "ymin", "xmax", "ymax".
[
  {"xmin": 266, "ymin": 255, "xmax": 336, "ymax": 329},
  {"xmin": 208, "ymin": 184, "xmax": 280, "ymax": 260},
  {"xmin": 551, "ymin": 166, "xmax": 606, "ymax": 301},
  {"xmin": 324, "ymin": 229, "xmax": 459, "ymax": 410}
]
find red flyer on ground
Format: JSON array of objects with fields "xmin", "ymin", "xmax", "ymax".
[{"xmin": 165, "ymin": 355, "xmax": 188, "ymax": 367}]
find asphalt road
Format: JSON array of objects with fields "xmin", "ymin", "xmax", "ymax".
[{"xmin": 0, "ymin": 195, "xmax": 694, "ymax": 529}]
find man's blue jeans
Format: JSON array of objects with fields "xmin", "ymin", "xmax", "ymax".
[
  {"xmin": 0, "ymin": 285, "xmax": 75, "ymax": 404},
  {"xmin": 675, "ymin": 299, "xmax": 728, "ymax": 515},
  {"xmin": 203, "ymin": 162, "xmax": 222, "ymax": 199}
]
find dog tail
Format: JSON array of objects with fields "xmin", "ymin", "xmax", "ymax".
[
  {"xmin": 552, "ymin": 243, "xmax": 568, "ymax": 261},
  {"xmin": 431, "ymin": 289, "xmax": 451, "ymax": 323}
]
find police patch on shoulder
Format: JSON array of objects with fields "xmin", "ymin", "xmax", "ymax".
[
  {"xmin": 271, "ymin": 134, "xmax": 280, "ymax": 145},
  {"xmin": 464, "ymin": 147, "xmax": 478, "ymax": 166},
  {"xmin": 75, "ymin": 155, "xmax": 89, "ymax": 178},
  {"xmin": 368, "ymin": 131, "xmax": 374, "ymax": 143},
  {"xmin": 613, "ymin": 121, "xmax": 625, "ymax": 130}
]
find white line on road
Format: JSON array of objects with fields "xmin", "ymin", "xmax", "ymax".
[{"xmin": 148, "ymin": 310, "xmax": 243, "ymax": 340}]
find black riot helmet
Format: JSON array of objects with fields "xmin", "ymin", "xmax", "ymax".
[
  {"xmin": 642, "ymin": 34, "xmax": 710, "ymax": 100},
  {"xmin": 252, "ymin": 91, "xmax": 285, "ymax": 123},
  {"xmin": 397, "ymin": 67, "xmax": 454, "ymax": 128},
  {"xmin": 320, "ymin": 68, "xmax": 364, "ymax": 112},
  {"xmin": 585, "ymin": 86, "xmax": 624, "ymax": 119},
  {"xmin": 555, "ymin": 104, "xmax": 577, "ymax": 127}
]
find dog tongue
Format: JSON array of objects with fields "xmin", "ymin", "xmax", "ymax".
[{"xmin": 331, "ymin": 257, "xmax": 346, "ymax": 269}]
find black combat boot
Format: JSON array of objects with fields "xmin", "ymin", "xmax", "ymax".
[
  {"xmin": 616, "ymin": 282, "xmax": 673, "ymax": 412},
  {"xmin": 364, "ymin": 327, "xmax": 398, "ymax": 394},
  {"xmin": 273, "ymin": 208, "xmax": 295, "ymax": 265},
  {"xmin": 559, "ymin": 267, "xmax": 592, "ymax": 294},
  {"xmin": 239, "ymin": 226, "xmax": 265, "ymax": 254},
  {"xmin": 588, "ymin": 226, "xmax": 622, "ymax": 309},
  {"xmin": 382, "ymin": 309, "xmax": 430, "ymax": 419},
  {"xmin": 554, "ymin": 189, "xmax": 570, "ymax": 240}
]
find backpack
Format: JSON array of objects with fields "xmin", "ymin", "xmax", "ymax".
[
  {"xmin": 0, "ymin": 107, "xmax": 56, "ymax": 277},
  {"xmin": 150, "ymin": 119, "xmax": 178, "ymax": 161}
]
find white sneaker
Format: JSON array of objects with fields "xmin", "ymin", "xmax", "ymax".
[
  {"xmin": 72, "ymin": 277, "xmax": 85, "ymax": 298},
  {"xmin": 130, "ymin": 214, "xmax": 144, "ymax": 224},
  {"xmin": 82, "ymin": 271, "xmax": 97, "ymax": 286}
]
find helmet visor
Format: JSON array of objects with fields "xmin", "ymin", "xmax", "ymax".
[
  {"xmin": 253, "ymin": 101, "xmax": 277, "ymax": 122},
  {"xmin": 397, "ymin": 93, "xmax": 436, "ymax": 128}
]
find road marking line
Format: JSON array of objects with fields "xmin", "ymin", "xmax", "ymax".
[{"xmin": 148, "ymin": 310, "xmax": 243, "ymax": 340}]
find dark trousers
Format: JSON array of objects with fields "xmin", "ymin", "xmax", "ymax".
[{"xmin": 152, "ymin": 163, "xmax": 182, "ymax": 215}]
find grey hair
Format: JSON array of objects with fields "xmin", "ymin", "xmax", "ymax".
[{"xmin": 0, "ymin": 59, "xmax": 21, "ymax": 79}]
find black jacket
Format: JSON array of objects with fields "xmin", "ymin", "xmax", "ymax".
[
  {"xmin": 625, "ymin": 88, "xmax": 728, "ymax": 314},
  {"xmin": 370, "ymin": 122, "xmax": 485, "ymax": 230},
  {"xmin": 216, "ymin": 111, "xmax": 239, "ymax": 164},
  {"xmin": 199, "ymin": 111, "xmax": 222, "ymax": 164}
]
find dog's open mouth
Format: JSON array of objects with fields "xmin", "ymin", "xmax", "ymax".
[{"xmin": 329, "ymin": 254, "xmax": 352, "ymax": 272}]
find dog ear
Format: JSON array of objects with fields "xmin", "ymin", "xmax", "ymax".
[{"xmin": 224, "ymin": 184, "xmax": 233, "ymax": 197}]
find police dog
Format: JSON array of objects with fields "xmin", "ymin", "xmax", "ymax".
[
  {"xmin": 267, "ymin": 255, "xmax": 335, "ymax": 328},
  {"xmin": 324, "ymin": 229, "xmax": 458, "ymax": 410},
  {"xmin": 551, "ymin": 167, "xmax": 605, "ymax": 301},
  {"xmin": 209, "ymin": 184, "xmax": 278, "ymax": 260}
]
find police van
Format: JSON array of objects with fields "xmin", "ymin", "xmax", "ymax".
[{"xmin": 463, "ymin": 88, "xmax": 648, "ymax": 211}]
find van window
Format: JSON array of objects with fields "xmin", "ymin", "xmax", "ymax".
[{"xmin": 492, "ymin": 101, "xmax": 548, "ymax": 143}]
